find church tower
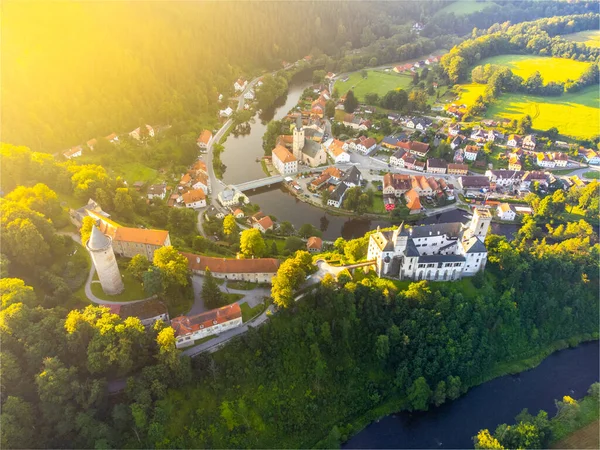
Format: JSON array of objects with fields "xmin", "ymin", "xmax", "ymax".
[
  {"xmin": 86, "ymin": 225, "xmax": 124, "ymax": 295},
  {"xmin": 292, "ymin": 115, "xmax": 305, "ymax": 159},
  {"xmin": 466, "ymin": 208, "xmax": 492, "ymax": 240}
]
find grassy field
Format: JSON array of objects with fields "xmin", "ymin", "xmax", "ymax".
[
  {"xmin": 476, "ymin": 54, "xmax": 592, "ymax": 83},
  {"xmin": 117, "ymin": 162, "xmax": 158, "ymax": 184},
  {"xmin": 453, "ymin": 83, "xmax": 487, "ymax": 107},
  {"xmin": 90, "ymin": 271, "xmax": 147, "ymax": 302},
  {"xmin": 552, "ymin": 421, "xmax": 599, "ymax": 449},
  {"xmin": 434, "ymin": 0, "xmax": 495, "ymax": 17},
  {"xmin": 485, "ymin": 85, "xmax": 599, "ymax": 139},
  {"xmin": 563, "ymin": 30, "xmax": 600, "ymax": 48},
  {"xmin": 583, "ymin": 171, "xmax": 600, "ymax": 180},
  {"xmin": 335, "ymin": 70, "xmax": 414, "ymax": 100},
  {"xmin": 240, "ymin": 301, "xmax": 266, "ymax": 322}
]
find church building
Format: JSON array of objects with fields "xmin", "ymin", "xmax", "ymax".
[
  {"xmin": 293, "ymin": 116, "xmax": 327, "ymax": 167},
  {"xmin": 367, "ymin": 208, "xmax": 491, "ymax": 281}
]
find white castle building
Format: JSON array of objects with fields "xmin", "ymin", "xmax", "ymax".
[
  {"xmin": 367, "ymin": 208, "xmax": 491, "ymax": 281},
  {"xmin": 86, "ymin": 225, "xmax": 124, "ymax": 295}
]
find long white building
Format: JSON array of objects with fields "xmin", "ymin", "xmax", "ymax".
[{"xmin": 367, "ymin": 208, "xmax": 491, "ymax": 281}]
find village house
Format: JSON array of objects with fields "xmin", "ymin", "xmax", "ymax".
[
  {"xmin": 233, "ymin": 208, "xmax": 245, "ymax": 219},
  {"xmin": 523, "ymin": 135, "xmax": 537, "ymax": 150},
  {"xmin": 323, "ymin": 166, "xmax": 343, "ymax": 182},
  {"xmin": 580, "ymin": 148, "xmax": 600, "ymax": 165},
  {"xmin": 521, "ymin": 171, "xmax": 548, "ymax": 191},
  {"xmin": 197, "ymin": 130, "xmax": 212, "ymax": 150},
  {"xmin": 405, "ymin": 117, "xmax": 432, "ymax": 130},
  {"xmin": 343, "ymin": 113, "xmax": 371, "ymax": 131},
  {"xmin": 411, "ymin": 175, "xmax": 433, "ymax": 197},
  {"xmin": 342, "ymin": 166, "xmax": 363, "ymax": 187},
  {"xmin": 172, "ymin": 303, "xmax": 243, "ymax": 348},
  {"xmin": 220, "ymin": 107, "xmax": 234, "ymax": 118},
  {"xmin": 506, "ymin": 134, "xmax": 523, "ymax": 148},
  {"xmin": 327, "ymin": 182, "xmax": 348, "ymax": 208},
  {"xmin": 69, "ymin": 198, "xmax": 110, "ymax": 227},
  {"xmin": 451, "ymin": 135, "xmax": 465, "ymax": 150},
  {"xmin": 306, "ymin": 236, "xmax": 323, "ymax": 253},
  {"xmin": 244, "ymin": 90, "xmax": 255, "ymax": 100},
  {"xmin": 497, "ymin": 203, "xmax": 516, "ymax": 221},
  {"xmin": 485, "ymin": 169, "xmax": 525, "ymax": 188},
  {"xmin": 401, "ymin": 153, "xmax": 417, "ymax": 170},
  {"xmin": 508, "ymin": 155, "xmax": 523, "ymax": 171},
  {"xmin": 414, "ymin": 160, "xmax": 426, "ymax": 172},
  {"xmin": 464, "ymin": 145, "xmax": 479, "ymax": 161},
  {"xmin": 458, "ymin": 176, "xmax": 490, "ymax": 194},
  {"xmin": 404, "ymin": 189, "xmax": 422, "ymax": 214},
  {"xmin": 487, "ymin": 130, "xmax": 504, "ymax": 142},
  {"xmin": 147, "ymin": 183, "xmax": 167, "ymax": 200},
  {"xmin": 234, "ymin": 78, "xmax": 248, "ymax": 92},
  {"xmin": 272, "ymin": 145, "xmax": 298, "ymax": 175},
  {"xmin": 355, "ymin": 136, "xmax": 377, "ymax": 154},
  {"xmin": 129, "ymin": 124, "xmax": 155, "ymax": 141},
  {"xmin": 426, "ymin": 158, "xmax": 447, "ymax": 175},
  {"xmin": 390, "ymin": 149, "xmax": 407, "ymax": 168},
  {"xmin": 448, "ymin": 124, "xmax": 461, "ymax": 136},
  {"xmin": 536, "ymin": 152, "xmax": 556, "ymax": 169},
  {"xmin": 325, "ymin": 139, "xmax": 351, "ymax": 163},
  {"xmin": 87, "ymin": 138, "xmax": 97, "ymax": 150},
  {"xmin": 383, "ymin": 173, "xmax": 412, "ymax": 197},
  {"xmin": 453, "ymin": 148, "xmax": 465, "ymax": 163},
  {"xmin": 109, "ymin": 299, "xmax": 169, "ymax": 328},
  {"xmin": 398, "ymin": 140, "xmax": 430, "ymax": 158},
  {"xmin": 325, "ymin": 72, "xmax": 336, "ymax": 80},
  {"xmin": 181, "ymin": 189, "xmax": 206, "ymax": 209},
  {"xmin": 63, "ymin": 146, "xmax": 83, "ymax": 159},
  {"xmin": 253, "ymin": 216, "xmax": 274, "ymax": 233},
  {"xmin": 552, "ymin": 152, "xmax": 568, "ymax": 167},
  {"xmin": 191, "ymin": 172, "xmax": 210, "ymax": 194},
  {"xmin": 218, "ymin": 186, "xmax": 248, "ymax": 207},
  {"xmin": 105, "ymin": 133, "xmax": 119, "ymax": 144},
  {"xmin": 183, "ymin": 252, "xmax": 280, "ymax": 283},
  {"xmin": 470, "ymin": 128, "xmax": 487, "ymax": 143},
  {"xmin": 447, "ymin": 163, "xmax": 468, "ymax": 176}
]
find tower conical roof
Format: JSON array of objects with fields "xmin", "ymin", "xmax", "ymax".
[
  {"xmin": 88, "ymin": 225, "xmax": 110, "ymax": 250},
  {"xmin": 295, "ymin": 114, "xmax": 303, "ymax": 130}
]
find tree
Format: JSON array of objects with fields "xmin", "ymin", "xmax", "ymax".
[
  {"xmin": 263, "ymin": 120, "xmax": 283, "ymax": 155},
  {"xmin": 325, "ymin": 100, "xmax": 336, "ymax": 118},
  {"xmin": 285, "ymin": 236, "xmax": 305, "ymax": 252},
  {"xmin": 407, "ymin": 377, "xmax": 432, "ymax": 411},
  {"xmin": 80, "ymin": 216, "xmax": 95, "ymax": 246},
  {"xmin": 474, "ymin": 430, "xmax": 504, "ymax": 449},
  {"xmin": 312, "ymin": 70, "xmax": 326, "ymax": 84},
  {"xmin": 278, "ymin": 221, "xmax": 294, "ymax": 236},
  {"xmin": 143, "ymin": 266, "xmax": 163, "ymax": 296},
  {"xmin": 223, "ymin": 214, "xmax": 238, "ymax": 237},
  {"xmin": 5, "ymin": 183, "xmax": 62, "ymax": 222},
  {"xmin": 153, "ymin": 246, "xmax": 189, "ymax": 291},
  {"xmin": 364, "ymin": 93, "xmax": 379, "ymax": 105},
  {"xmin": 344, "ymin": 90, "xmax": 358, "ymax": 113},
  {"xmin": 0, "ymin": 278, "xmax": 36, "ymax": 310},
  {"xmin": 433, "ymin": 380, "xmax": 447, "ymax": 406},
  {"xmin": 446, "ymin": 375, "xmax": 462, "ymax": 400},
  {"xmin": 517, "ymin": 115, "xmax": 533, "ymax": 134},
  {"xmin": 202, "ymin": 268, "xmax": 223, "ymax": 309},
  {"xmin": 240, "ymin": 229, "xmax": 266, "ymax": 258},
  {"xmin": 113, "ymin": 188, "xmax": 134, "ymax": 218},
  {"xmin": 375, "ymin": 335, "xmax": 389, "ymax": 361},
  {"xmin": 0, "ymin": 396, "xmax": 36, "ymax": 449},
  {"xmin": 127, "ymin": 254, "xmax": 151, "ymax": 281},
  {"xmin": 167, "ymin": 207, "xmax": 197, "ymax": 236},
  {"xmin": 298, "ymin": 223, "xmax": 321, "ymax": 238}
]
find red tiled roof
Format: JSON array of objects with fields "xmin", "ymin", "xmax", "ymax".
[
  {"xmin": 114, "ymin": 227, "xmax": 170, "ymax": 246},
  {"xmin": 182, "ymin": 252, "xmax": 280, "ymax": 274},
  {"xmin": 256, "ymin": 216, "xmax": 274, "ymax": 230},
  {"xmin": 307, "ymin": 236, "xmax": 323, "ymax": 250},
  {"xmin": 272, "ymin": 145, "xmax": 296, "ymax": 163},
  {"xmin": 197, "ymin": 130, "xmax": 212, "ymax": 145},
  {"xmin": 171, "ymin": 303, "xmax": 242, "ymax": 337},
  {"xmin": 405, "ymin": 189, "xmax": 422, "ymax": 211},
  {"xmin": 182, "ymin": 189, "xmax": 206, "ymax": 204}
]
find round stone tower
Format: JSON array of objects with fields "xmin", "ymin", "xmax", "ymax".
[{"xmin": 86, "ymin": 225, "xmax": 124, "ymax": 295}]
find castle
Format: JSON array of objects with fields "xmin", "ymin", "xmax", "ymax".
[
  {"xmin": 367, "ymin": 208, "xmax": 491, "ymax": 281},
  {"xmin": 292, "ymin": 115, "xmax": 327, "ymax": 167}
]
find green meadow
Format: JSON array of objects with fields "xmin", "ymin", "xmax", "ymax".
[
  {"xmin": 477, "ymin": 54, "xmax": 592, "ymax": 82},
  {"xmin": 562, "ymin": 29, "xmax": 600, "ymax": 48},
  {"xmin": 485, "ymin": 85, "xmax": 599, "ymax": 139},
  {"xmin": 335, "ymin": 70, "xmax": 414, "ymax": 100},
  {"xmin": 434, "ymin": 0, "xmax": 495, "ymax": 17}
]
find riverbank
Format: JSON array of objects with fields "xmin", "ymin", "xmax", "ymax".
[{"xmin": 324, "ymin": 334, "xmax": 599, "ymax": 449}]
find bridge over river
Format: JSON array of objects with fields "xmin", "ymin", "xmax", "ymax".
[{"xmin": 234, "ymin": 175, "xmax": 284, "ymax": 192}]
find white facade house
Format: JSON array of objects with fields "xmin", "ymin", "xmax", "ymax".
[
  {"xmin": 234, "ymin": 78, "xmax": 248, "ymax": 92},
  {"xmin": 581, "ymin": 148, "xmax": 600, "ymax": 165},
  {"xmin": 220, "ymin": 107, "xmax": 234, "ymax": 118},
  {"xmin": 485, "ymin": 170, "xmax": 524, "ymax": 188},
  {"xmin": 63, "ymin": 146, "xmax": 83, "ymax": 159},
  {"xmin": 172, "ymin": 303, "xmax": 243, "ymax": 348},
  {"xmin": 355, "ymin": 137, "xmax": 377, "ymax": 154},
  {"xmin": 497, "ymin": 203, "xmax": 516, "ymax": 221},
  {"xmin": 272, "ymin": 145, "xmax": 298, "ymax": 175},
  {"xmin": 367, "ymin": 208, "xmax": 491, "ymax": 282},
  {"xmin": 464, "ymin": 146, "xmax": 479, "ymax": 161},
  {"xmin": 244, "ymin": 90, "xmax": 255, "ymax": 100},
  {"xmin": 218, "ymin": 186, "xmax": 249, "ymax": 207},
  {"xmin": 327, "ymin": 183, "xmax": 348, "ymax": 208},
  {"xmin": 129, "ymin": 124, "xmax": 155, "ymax": 141},
  {"xmin": 147, "ymin": 183, "xmax": 167, "ymax": 200},
  {"xmin": 181, "ymin": 189, "xmax": 206, "ymax": 209}
]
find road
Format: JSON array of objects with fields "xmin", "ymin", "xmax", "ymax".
[{"xmin": 189, "ymin": 275, "xmax": 270, "ymax": 315}]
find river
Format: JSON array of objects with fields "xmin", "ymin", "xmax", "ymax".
[
  {"xmin": 344, "ymin": 341, "xmax": 599, "ymax": 449},
  {"xmin": 220, "ymin": 75, "xmax": 519, "ymax": 241}
]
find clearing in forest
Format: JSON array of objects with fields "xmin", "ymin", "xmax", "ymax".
[
  {"xmin": 334, "ymin": 70, "xmax": 414, "ymax": 101},
  {"xmin": 562, "ymin": 30, "xmax": 600, "ymax": 48},
  {"xmin": 476, "ymin": 54, "xmax": 592, "ymax": 83},
  {"xmin": 434, "ymin": 0, "xmax": 496, "ymax": 17}
]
